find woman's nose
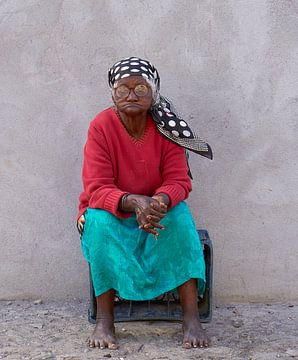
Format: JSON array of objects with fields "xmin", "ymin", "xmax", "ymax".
[{"xmin": 127, "ymin": 89, "xmax": 138, "ymax": 101}]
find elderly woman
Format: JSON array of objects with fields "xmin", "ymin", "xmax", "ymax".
[{"xmin": 77, "ymin": 57, "xmax": 212, "ymax": 350}]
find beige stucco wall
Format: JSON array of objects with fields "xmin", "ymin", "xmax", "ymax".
[{"xmin": 1, "ymin": 0, "xmax": 297, "ymax": 302}]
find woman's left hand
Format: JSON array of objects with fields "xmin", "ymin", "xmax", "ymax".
[{"xmin": 142, "ymin": 194, "xmax": 170, "ymax": 238}]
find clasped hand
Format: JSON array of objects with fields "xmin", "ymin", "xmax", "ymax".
[
  {"xmin": 123, "ymin": 194, "xmax": 168, "ymax": 239},
  {"xmin": 77, "ymin": 194, "xmax": 169, "ymax": 239}
]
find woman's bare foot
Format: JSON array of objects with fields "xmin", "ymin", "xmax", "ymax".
[
  {"xmin": 88, "ymin": 290, "xmax": 118, "ymax": 349},
  {"xmin": 88, "ymin": 317, "xmax": 118, "ymax": 350},
  {"xmin": 178, "ymin": 279, "xmax": 210, "ymax": 349},
  {"xmin": 182, "ymin": 313, "xmax": 209, "ymax": 349}
]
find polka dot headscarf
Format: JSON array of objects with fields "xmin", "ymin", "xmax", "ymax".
[{"xmin": 108, "ymin": 57, "xmax": 212, "ymax": 159}]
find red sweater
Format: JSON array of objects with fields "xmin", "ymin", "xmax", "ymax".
[{"xmin": 77, "ymin": 107, "xmax": 192, "ymax": 220}]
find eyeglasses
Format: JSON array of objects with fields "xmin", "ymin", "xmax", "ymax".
[{"xmin": 114, "ymin": 84, "xmax": 150, "ymax": 98}]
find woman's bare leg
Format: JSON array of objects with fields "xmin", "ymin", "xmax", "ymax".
[
  {"xmin": 88, "ymin": 289, "xmax": 118, "ymax": 349},
  {"xmin": 178, "ymin": 279, "xmax": 209, "ymax": 349}
]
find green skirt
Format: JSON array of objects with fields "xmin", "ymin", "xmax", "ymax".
[{"xmin": 81, "ymin": 201, "xmax": 206, "ymax": 300}]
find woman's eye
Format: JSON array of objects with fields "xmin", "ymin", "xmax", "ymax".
[
  {"xmin": 135, "ymin": 85, "xmax": 148, "ymax": 96},
  {"xmin": 116, "ymin": 86, "xmax": 129, "ymax": 97}
]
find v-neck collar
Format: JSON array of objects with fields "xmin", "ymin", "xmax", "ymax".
[{"xmin": 112, "ymin": 107, "xmax": 152, "ymax": 145}]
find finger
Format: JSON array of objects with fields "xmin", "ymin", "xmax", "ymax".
[
  {"xmin": 145, "ymin": 229, "xmax": 159, "ymax": 237},
  {"xmin": 143, "ymin": 224, "xmax": 158, "ymax": 233},
  {"xmin": 78, "ymin": 223, "xmax": 84, "ymax": 231},
  {"xmin": 150, "ymin": 202, "xmax": 167, "ymax": 213},
  {"xmin": 146, "ymin": 220, "xmax": 164, "ymax": 230},
  {"xmin": 79, "ymin": 215, "xmax": 85, "ymax": 224},
  {"xmin": 146, "ymin": 215, "xmax": 161, "ymax": 223},
  {"xmin": 136, "ymin": 211, "xmax": 150, "ymax": 225},
  {"xmin": 148, "ymin": 207, "xmax": 167, "ymax": 219},
  {"xmin": 160, "ymin": 202, "xmax": 167, "ymax": 209},
  {"xmin": 142, "ymin": 224, "xmax": 159, "ymax": 237}
]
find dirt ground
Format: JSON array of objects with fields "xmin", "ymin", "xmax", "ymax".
[{"xmin": 0, "ymin": 300, "xmax": 297, "ymax": 360}]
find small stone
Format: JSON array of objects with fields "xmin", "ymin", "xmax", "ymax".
[
  {"xmin": 286, "ymin": 349, "xmax": 298, "ymax": 357},
  {"xmin": 103, "ymin": 354, "xmax": 112, "ymax": 358},
  {"xmin": 231, "ymin": 319, "xmax": 244, "ymax": 328},
  {"xmin": 30, "ymin": 323, "xmax": 44, "ymax": 329},
  {"xmin": 121, "ymin": 327, "xmax": 126, "ymax": 331},
  {"xmin": 6, "ymin": 301, "xmax": 12, "ymax": 305},
  {"xmin": 137, "ymin": 344, "xmax": 144, "ymax": 352},
  {"xmin": 33, "ymin": 299, "xmax": 43, "ymax": 305}
]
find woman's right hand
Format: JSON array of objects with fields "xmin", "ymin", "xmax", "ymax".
[
  {"xmin": 77, "ymin": 214, "xmax": 85, "ymax": 236},
  {"xmin": 122, "ymin": 195, "xmax": 167, "ymax": 238}
]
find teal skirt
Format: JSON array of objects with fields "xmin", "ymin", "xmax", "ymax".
[{"xmin": 81, "ymin": 201, "xmax": 206, "ymax": 300}]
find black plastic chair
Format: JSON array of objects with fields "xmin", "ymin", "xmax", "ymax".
[{"xmin": 88, "ymin": 229, "xmax": 213, "ymax": 323}]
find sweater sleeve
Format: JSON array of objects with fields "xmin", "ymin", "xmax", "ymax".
[
  {"xmin": 81, "ymin": 124, "xmax": 129, "ymax": 218},
  {"xmin": 154, "ymin": 141, "xmax": 192, "ymax": 208}
]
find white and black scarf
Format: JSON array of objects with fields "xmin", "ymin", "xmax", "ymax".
[{"xmin": 108, "ymin": 57, "xmax": 212, "ymax": 160}]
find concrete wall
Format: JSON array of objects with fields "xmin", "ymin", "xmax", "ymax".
[{"xmin": 1, "ymin": 0, "xmax": 297, "ymax": 302}]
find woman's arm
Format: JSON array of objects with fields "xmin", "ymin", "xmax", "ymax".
[
  {"xmin": 154, "ymin": 141, "xmax": 192, "ymax": 208},
  {"xmin": 81, "ymin": 124, "xmax": 129, "ymax": 218}
]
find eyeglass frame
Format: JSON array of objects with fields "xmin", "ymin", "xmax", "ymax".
[{"xmin": 113, "ymin": 84, "xmax": 151, "ymax": 99}]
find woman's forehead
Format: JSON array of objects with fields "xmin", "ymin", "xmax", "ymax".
[{"xmin": 115, "ymin": 75, "xmax": 147, "ymax": 87}]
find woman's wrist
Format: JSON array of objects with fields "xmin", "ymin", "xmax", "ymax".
[
  {"xmin": 154, "ymin": 193, "xmax": 170, "ymax": 206},
  {"xmin": 120, "ymin": 194, "xmax": 139, "ymax": 212},
  {"xmin": 120, "ymin": 193, "xmax": 130, "ymax": 212}
]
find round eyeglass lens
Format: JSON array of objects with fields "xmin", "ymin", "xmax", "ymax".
[
  {"xmin": 134, "ymin": 84, "xmax": 149, "ymax": 97},
  {"xmin": 115, "ymin": 85, "xmax": 130, "ymax": 98}
]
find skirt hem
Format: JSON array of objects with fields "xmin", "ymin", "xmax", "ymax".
[{"xmin": 93, "ymin": 274, "xmax": 206, "ymax": 300}]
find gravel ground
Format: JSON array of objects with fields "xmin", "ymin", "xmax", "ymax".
[{"xmin": 0, "ymin": 300, "xmax": 297, "ymax": 360}]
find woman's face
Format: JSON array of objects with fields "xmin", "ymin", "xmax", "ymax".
[{"xmin": 112, "ymin": 76, "xmax": 153, "ymax": 116}]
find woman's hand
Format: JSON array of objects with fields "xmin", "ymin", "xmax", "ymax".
[
  {"xmin": 146, "ymin": 194, "xmax": 169, "ymax": 232},
  {"xmin": 77, "ymin": 214, "xmax": 85, "ymax": 236},
  {"xmin": 122, "ymin": 194, "xmax": 167, "ymax": 238}
]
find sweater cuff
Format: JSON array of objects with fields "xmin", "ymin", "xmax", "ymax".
[
  {"xmin": 104, "ymin": 190, "xmax": 131, "ymax": 219},
  {"xmin": 154, "ymin": 185, "xmax": 186, "ymax": 208}
]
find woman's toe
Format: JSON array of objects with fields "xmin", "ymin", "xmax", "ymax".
[
  {"xmin": 182, "ymin": 341, "xmax": 192, "ymax": 349},
  {"xmin": 88, "ymin": 338, "xmax": 95, "ymax": 347},
  {"xmin": 108, "ymin": 342, "xmax": 118, "ymax": 350}
]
